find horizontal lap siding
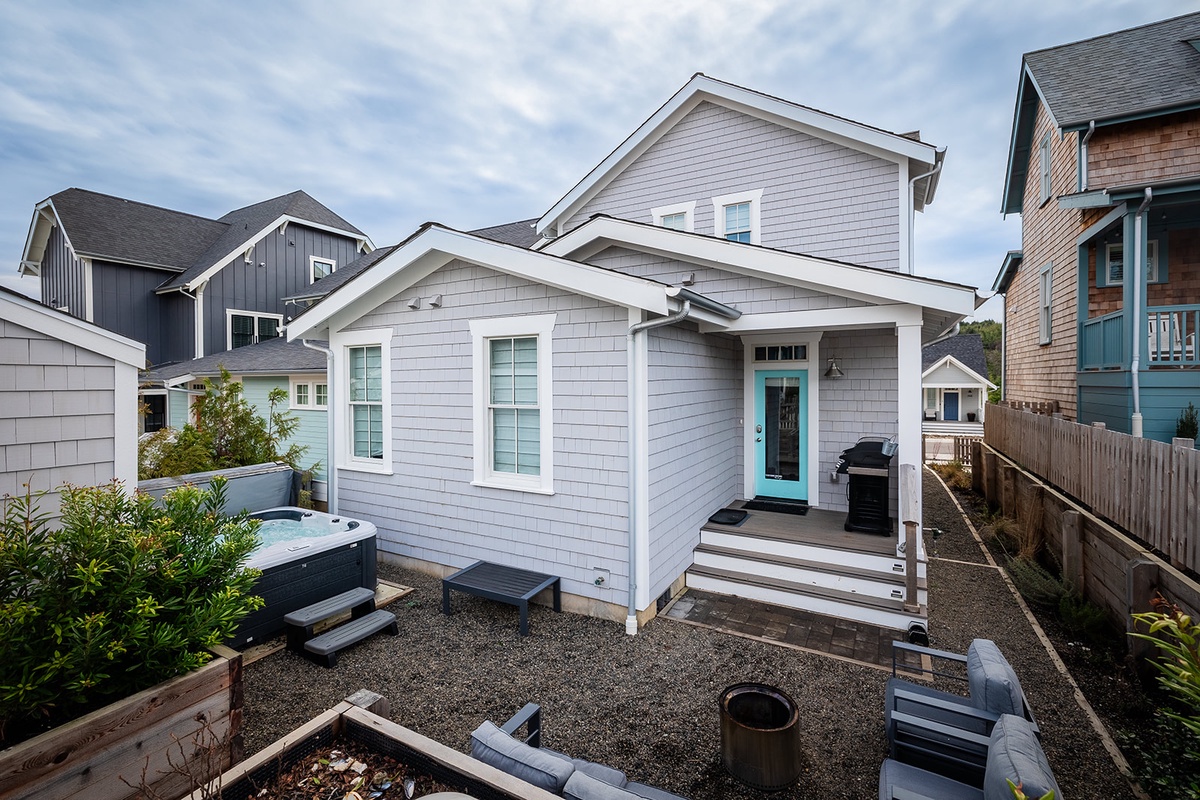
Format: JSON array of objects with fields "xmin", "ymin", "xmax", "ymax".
[
  {"xmin": 240, "ymin": 377, "xmax": 327, "ymax": 481},
  {"xmin": 566, "ymin": 101, "xmax": 901, "ymax": 270},
  {"xmin": 646, "ymin": 325, "xmax": 742, "ymax": 600},
  {"xmin": 0, "ymin": 319, "xmax": 118, "ymax": 521},
  {"xmin": 338, "ymin": 260, "xmax": 630, "ymax": 601}
]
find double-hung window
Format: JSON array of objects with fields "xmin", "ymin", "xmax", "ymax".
[
  {"xmin": 227, "ymin": 310, "xmax": 282, "ymax": 350},
  {"xmin": 1038, "ymin": 132, "xmax": 1052, "ymax": 205},
  {"xmin": 336, "ymin": 328, "xmax": 392, "ymax": 472},
  {"xmin": 469, "ymin": 314, "xmax": 555, "ymax": 493},
  {"xmin": 711, "ymin": 189, "xmax": 763, "ymax": 245},
  {"xmin": 348, "ymin": 345, "xmax": 383, "ymax": 459},
  {"xmin": 1038, "ymin": 263, "xmax": 1053, "ymax": 345}
]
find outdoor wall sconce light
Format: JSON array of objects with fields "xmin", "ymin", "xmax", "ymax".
[
  {"xmin": 824, "ymin": 357, "xmax": 844, "ymax": 379},
  {"xmin": 406, "ymin": 297, "xmax": 421, "ymax": 310}
]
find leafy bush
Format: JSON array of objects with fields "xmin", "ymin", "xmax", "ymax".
[
  {"xmin": 1131, "ymin": 596, "xmax": 1200, "ymax": 738},
  {"xmin": 1119, "ymin": 713, "xmax": 1200, "ymax": 800},
  {"xmin": 1005, "ymin": 556, "xmax": 1066, "ymax": 609},
  {"xmin": 0, "ymin": 479, "xmax": 263, "ymax": 746},
  {"xmin": 1177, "ymin": 402, "xmax": 1199, "ymax": 441},
  {"xmin": 930, "ymin": 460, "xmax": 972, "ymax": 490},
  {"xmin": 139, "ymin": 367, "xmax": 310, "ymax": 480},
  {"xmin": 1058, "ymin": 592, "xmax": 1113, "ymax": 649}
]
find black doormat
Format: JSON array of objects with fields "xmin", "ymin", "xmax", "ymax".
[
  {"xmin": 741, "ymin": 498, "xmax": 809, "ymax": 516},
  {"xmin": 707, "ymin": 509, "xmax": 749, "ymax": 526}
]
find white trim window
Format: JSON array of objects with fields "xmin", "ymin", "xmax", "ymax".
[
  {"xmin": 1104, "ymin": 240, "xmax": 1159, "ymax": 285},
  {"xmin": 469, "ymin": 314, "xmax": 556, "ymax": 494},
  {"xmin": 1038, "ymin": 132, "xmax": 1052, "ymax": 205},
  {"xmin": 290, "ymin": 376, "xmax": 329, "ymax": 410},
  {"xmin": 650, "ymin": 200, "xmax": 696, "ymax": 232},
  {"xmin": 335, "ymin": 328, "xmax": 393, "ymax": 472},
  {"xmin": 711, "ymin": 189, "xmax": 763, "ymax": 244},
  {"xmin": 310, "ymin": 255, "xmax": 336, "ymax": 283},
  {"xmin": 227, "ymin": 309, "xmax": 282, "ymax": 350},
  {"xmin": 1038, "ymin": 263, "xmax": 1053, "ymax": 345}
]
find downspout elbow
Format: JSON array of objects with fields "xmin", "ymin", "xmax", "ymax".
[
  {"xmin": 907, "ymin": 150, "xmax": 945, "ymax": 275},
  {"xmin": 301, "ymin": 338, "xmax": 337, "ymax": 513}
]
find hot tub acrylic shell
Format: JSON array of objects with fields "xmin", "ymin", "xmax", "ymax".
[{"xmin": 230, "ymin": 507, "xmax": 378, "ymax": 648}]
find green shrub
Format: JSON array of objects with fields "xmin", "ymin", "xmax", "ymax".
[
  {"xmin": 1058, "ymin": 592, "xmax": 1113, "ymax": 648},
  {"xmin": 1005, "ymin": 556, "xmax": 1066, "ymax": 609},
  {"xmin": 1131, "ymin": 597, "xmax": 1200, "ymax": 738},
  {"xmin": 1177, "ymin": 402, "xmax": 1199, "ymax": 441},
  {"xmin": 1119, "ymin": 713, "xmax": 1200, "ymax": 800},
  {"xmin": 0, "ymin": 478, "xmax": 263, "ymax": 746}
]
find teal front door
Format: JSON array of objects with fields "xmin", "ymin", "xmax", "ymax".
[{"xmin": 754, "ymin": 370, "xmax": 807, "ymax": 500}]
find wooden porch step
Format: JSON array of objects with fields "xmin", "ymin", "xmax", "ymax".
[
  {"xmin": 303, "ymin": 609, "xmax": 398, "ymax": 668},
  {"xmin": 694, "ymin": 543, "xmax": 927, "ymax": 590}
]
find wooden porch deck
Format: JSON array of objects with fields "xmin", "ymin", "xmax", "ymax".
[{"xmin": 714, "ymin": 501, "xmax": 898, "ymax": 557}]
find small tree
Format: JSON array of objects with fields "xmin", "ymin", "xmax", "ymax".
[{"xmin": 1176, "ymin": 402, "xmax": 1199, "ymax": 441}]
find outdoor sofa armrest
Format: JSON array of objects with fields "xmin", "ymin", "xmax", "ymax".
[
  {"xmin": 891, "ymin": 640, "xmax": 969, "ymax": 681},
  {"xmin": 501, "ymin": 702, "xmax": 543, "ymax": 748},
  {"xmin": 889, "ymin": 685, "xmax": 998, "ymax": 737}
]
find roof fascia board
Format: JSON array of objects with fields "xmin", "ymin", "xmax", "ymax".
[
  {"xmin": 1060, "ymin": 100, "xmax": 1200, "ymax": 132},
  {"xmin": 699, "ymin": 303, "xmax": 922, "ymax": 335},
  {"xmin": 181, "ymin": 214, "xmax": 373, "ymax": 292},
  {"xmin": 1109, "ymin": 181, "xmax": 1200, "ymax": 202},
  {"xmin": 1002, "ymin": 66, "xmax": 1059, "ymax": 215},
  {"xmin": 545, "ymin": 218, "xmax": 976, "ymax": 315},
  {"xmin": 1057, "ymin": 190, "xmax": 1113, "ymax": 209},
  {"xmin": 288, "ymin": 227, "xmax": 671, "ymax": 339},
  {"xmin": 992, "ymin": 251, "xmax": 1023, "ymax": 293},
  {"xmin": 2, "ymin": 292, "xmax": 144, "ymax": 367},
  {"xmin": 20, "ymin": 201, "xmax": 67, "ymax": 276},
  {"xmin": 921, "ymin": 354, "xmax": 995, "ymax": 388},
  {"xmin": 537, "ymin": 75, "xmax": 936, "ymax": 236}
]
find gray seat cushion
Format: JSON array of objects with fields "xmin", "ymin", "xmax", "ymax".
[
  {"xmin": 544, "ymin": 747, "xmax": 628, "ymax": 788},
  {"xmin": 982, "ymin": 715, "xmax": 1061, "ymax": 800},
  {"xmin": 624, "ymin": 780, "xmax": 690, "ymax": 800},
  {"xmin": 878, "ymin": 758, "xmax": 983, "ymax": 800},
  {"xmin": 564, "ymin": 771, "xmax": 689, "ymax": 800},
  {"xmin": 967, "ymin": 639, "xmax": 1024, "ymax": 716},
  {"xmin": 470, "ymin": 720, "xmax": 575, "ymax": 792}
]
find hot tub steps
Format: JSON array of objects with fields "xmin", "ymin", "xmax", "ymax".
[{"xmin": 285, "ymin": 586, "xmax": 397, "ymax": 667}]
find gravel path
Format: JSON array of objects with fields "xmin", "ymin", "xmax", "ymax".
[{"xmin": 241, "ymin": 475, "xmax": 1138, "ymax": 799}]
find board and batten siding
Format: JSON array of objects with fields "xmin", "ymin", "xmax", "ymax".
[
  {"xmin": 335, "ymin": 260, "xmax": 633, "ymax": 606},
  {"xmin": 646, "ymin": 324, "xmax": 742, "ymax": 600},
  {"xmin": 202, "ymin": 226, "xmax": 361, "ymax": 356},
  {"xmin": 38, "ymin": 223, "xmax": 88, "ymax": 319},
  {"xmin": 0, "ymin": 318, "xmax": 131, "ymax": 521},
  {"xmin": 93, "ymin": 261, "xmax": 188, "ymax": 366},
  {"xmin": 566, "ymin": 100, "xmax": 901, "ymax": 270}
]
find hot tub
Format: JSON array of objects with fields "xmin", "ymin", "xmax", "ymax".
[{"xmin": 229, "ymin": 507, "xmax": 379, "ymax": 648}]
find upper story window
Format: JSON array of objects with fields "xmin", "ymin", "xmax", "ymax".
[
  {"xmin": 711, "ymin": 189, "xmax": 763, "ymax": 245},
  {"xmin": 1038, "ymin": 133, "xmax": 1052, "ymax": 205},
  {"xmin": 651, "ymin": 200, "xmax": 696, "ymax": 232},
  {"xmin": 310, "ymin": 256, "xmax": 336, "ymax": 283},
  {"xmin": 1038, "ymin": 263, "xmax": 1053, "ymax": 345},
  {"xmin": 228, "ymin": 310, "xmax": 282, "ymax": 350},
  {"xmin": 1104, "ymin": 240, "xmax": 1161, "ymax": 285}
]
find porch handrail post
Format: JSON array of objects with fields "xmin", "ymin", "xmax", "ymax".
[{"xmin": 900, "ymin": 463, "xmax": 920, "ymax": 612}]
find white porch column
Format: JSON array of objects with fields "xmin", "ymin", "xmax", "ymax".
[{"xmin": 896, "ymin": 321, "xmax": 923, "ymax": 556}]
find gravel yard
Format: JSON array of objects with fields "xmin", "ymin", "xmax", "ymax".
[{"xmin": 241, "ymin": 473, "xmax": 1139, "ymax": 799}]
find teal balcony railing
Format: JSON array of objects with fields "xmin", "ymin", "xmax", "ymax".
[
  {"xmin": 1081, "ymin": 304, "xmax": 1200, "ymax": 369},
  {"xmin": 1081, "ymin": 311, "xmax": 1124, "ymax": 369}
]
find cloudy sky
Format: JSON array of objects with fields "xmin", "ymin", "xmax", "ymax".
[{"xmin": 2, "ymin": 1, "xmax": 1197, "ymax": 320}]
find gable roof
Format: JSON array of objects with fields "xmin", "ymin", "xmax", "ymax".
[
  {"xmin": 536, "ymin": 73, "xmax": 942, "ymax": 238},
  {"xmin": 143, "ymin": 335, "xmax": 326, "ymax": 385},
  {"xmin": 281, "ymin": 244, "xmax": 402, "ymax": 304},
  {"xmin": 1002, "ymin": 12, "xmax": 1200, "ymax": 214},
  {"xmin": 470, "ymin": 218, "xmax": 541, "ymax": 249},
  {"xmin": 0, "ymin": 284, "xmax": 145, "ymax": 367},
  {"xmin": 922, "ymin": 333, "xmax": 988, "ymax": 380}
]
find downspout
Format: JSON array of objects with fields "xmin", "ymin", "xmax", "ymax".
[
  {"xmin": 925, "ymin": 322, "xmax": 961, "ymax": 348},
  {"xmin": 302, "ymin": 338, "xmax": 338, "ymax": 514},
  {"xmin": 625, "ymin": 300, "xmax": 691, "ymax": 635},
  {"xmin": 179, "ymin": 283, "xmax": 205, "ymax": 359},
  {"xmin": 1080, "ymin": 121, "xmax": 1096, "ymax": 192},
  {"xmin": 1131, "ymin": 188, "xmax": 1152, "ymax": 438},
  {"xmin": 907, "ymin": 149, "xmax": 945, "ymax": 275}
]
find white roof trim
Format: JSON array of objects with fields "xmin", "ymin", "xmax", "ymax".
[
  {"xmin": 285, "ymin": 226, "xmax": 674, "ymax": 340},
  {"xmin": 0, "ymin": 289, "xmax": 145, "ymax": 367},
  {"xmin": 921, "ymin": 354, "xmax": 996, "ymax": 389},
  {"xmin": 173, "ymin": 214, "xmax": 374, "ymax": 293},
  {"xmin": 19, "ymin": 201, "xmax": 72, "ymax": 277},
  {"xmin": 542, "ymin": 216, "xmax": 976, "ymax": 316},
  {"xmin": 537, "ymin": 74, "xmax": 938, "ymax": 237}
]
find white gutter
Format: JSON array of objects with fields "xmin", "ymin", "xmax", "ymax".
[
  {"xmin": 907, "ymin": 149, "xmax": 946, "ymax": 275},
  {"xmin": 302, "ymin": 338, "xmax": 337, "ymax": 514},
  {"xmin": 624, "ymin": 300, "xmax": 691, "ymax": 635},
  {"xmin": 1131, "ymin": 188, "xmax": 1152, "ymax": 437},
  {"xmin": 1080, "ymin": 121, "xmax": 1096, "ymax": 191}
]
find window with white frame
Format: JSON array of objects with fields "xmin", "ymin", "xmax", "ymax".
[
  {"xmin": 650, "ymin": 200, "xmax": 696, "ymax": 232},
  {"xmin": 469, "ymin": 314, "xmax": 555, "ymax": 493},
  {"xmin": 1038, "ymin": 132, "xmax": 1052, "ymax": 205},
  {"xmin": 1038, "ymin": 263, "xmax": 1053, "ymax": 345},
  {"xmin": 1104, "ymin": 240, "xmax": 1160, "ymax": 285},
  {"xmin": 348, "ymin": 345, "xmax": 384, "ymax": 460},
  {"xmin": 711, "ymin": 189, "xmax": 763, "ymax": 245},
  {"xmin": 310, "ymin": 255, "xmax": 336, "ymax": 283},
  {"xmin": 335, "ymin": 329, "xmax": 391, "ymax": 472},
  {"xmin": 290, "ymin": 376, "xmax": 329, "ymax": 410},
  {"xmin": 227, "ymin": 310, "xmax": 282, "ymax": 350}
]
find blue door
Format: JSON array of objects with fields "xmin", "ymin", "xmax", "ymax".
[
  {"xmin": 943, "ymin": 391, "xmax": 960, "ymax": 422},
  {"xmin": 754, "ymin": 370, "xmax": 807, "ymax": 500}
]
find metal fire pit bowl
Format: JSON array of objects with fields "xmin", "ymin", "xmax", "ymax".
[{"xmin": 718, "ymin": 682, "xmax": 802, "ymax": 791}]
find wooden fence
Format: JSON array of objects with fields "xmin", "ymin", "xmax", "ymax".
[{"xmin": 985, "ymin": 403, "xmax": 1200, "ymax": 574}]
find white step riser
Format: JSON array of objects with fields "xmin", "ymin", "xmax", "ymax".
[
  {"xmin": 686, "ymin": 573, "xmax": 923, "ymax": 631},
  {"xmin": 693, "ymin": 552, "xmax": 928, "ymax": 606},
  {"xmin": 701, "ymin": 529, "xmax": 928, "ymax": 580}
]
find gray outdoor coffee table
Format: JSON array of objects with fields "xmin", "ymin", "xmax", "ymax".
[{"xmin": 441, "ymin": 560, "xmax": 562, "ymax": 636}]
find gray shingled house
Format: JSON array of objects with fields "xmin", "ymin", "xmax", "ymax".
[
  {"xmin": 921, "ymin": 333, "xmax": 994, "ymax": 429},
  {"xmin": 286, "ymin": 75, "xmax": 979, "ymax": 635}
]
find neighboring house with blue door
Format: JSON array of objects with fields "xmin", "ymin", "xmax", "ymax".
[
  {"xmin": 286, "ymin": 75, "xmax": 978, "ymax": 634},
  {"xmin": 921, "ymin": 333, "xmax": 994, "ymax": 431},
  {"xmin": 996, "ymin": 12, "xmax": 1200, "ymax": 441}
]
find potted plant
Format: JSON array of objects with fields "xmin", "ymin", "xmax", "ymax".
[{"xmin": 0, "ymin": 478, "xmax": 263, "ymax": 800}]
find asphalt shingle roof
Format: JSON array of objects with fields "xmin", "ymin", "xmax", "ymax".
[
  {"xmin": 1026, "ymin": 12, "xmax": 1200, "ymax": 128},
  {"xmin": 143, "ymin": 335, "xmax": 326, "ymax": 383},
  {"xmin": 281, "ymin": 244, "xmax": 400, "ymax": 303},
  {"xmin": 923, "ymin": 333, "xmax": 988, "ymax": 381},
  {"xmin": 469, "ymin": 218, "xmax": 541, "ymax": 249}
]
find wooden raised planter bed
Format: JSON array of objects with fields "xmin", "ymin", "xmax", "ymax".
[
  {"xmin": 0, "ymin": 645, "xmax": 243, "ymax": 800},
  {"xmin": 188, "ymin": 696, "xmax": 557, "ymax": 800}
]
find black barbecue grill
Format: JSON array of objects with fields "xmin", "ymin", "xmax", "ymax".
[{"xmin": 835, "ymin": 436, "xmax": 895, "ymax": 534}]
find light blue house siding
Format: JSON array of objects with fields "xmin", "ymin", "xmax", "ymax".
[
  {"xmin": 336, "ymin": 259, "xmax": 633, "ymax": 606},
  {"xmin": 240, "ymin": 376, "xmax": 328, "ymax": 484},
  {"xmin": 566, "ymin": 101, "xmax": 901, "ymax": 270}
]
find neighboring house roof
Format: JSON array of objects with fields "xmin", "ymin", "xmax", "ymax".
[
  {"xmin": 470, "ymin": 218, "xmax": 541, "ymax": 249},
  {"xmin": 1002, "ymin": 12, "xmax": 1200, "ymax": 214},
  {"xmin": 922, "ymin": 334, "xmax": 988, "ymax": 381},
  {"xmin": 537, "ymin": 73, "xmax": 943, "ymax": 237},
  {"xmin": 0, "ymin": 284, "xmax": 145, "ymax": 367},
  {"xmin": 992, "ymin": 250, "xmax": 1023, "ymax": 293},
  {"xmin": 143, "ymin": 335, "xmax": 326, "ymax": 385}
]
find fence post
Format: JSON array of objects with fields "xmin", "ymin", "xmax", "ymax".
[
  {"xmin": 1061, "ymin": 510, "xmax": 1084, "ymax": 593},
  {"xmin": 1126, "ymin": 559, "xmax": 1160, "ymax": 669},
  {"xmin": 971, "ymin": 440, "xmax": 983, "ymax": 494},
  {"xmin": 1001, "ymin": 465, "xmax": 1017, "ymax": 517}
]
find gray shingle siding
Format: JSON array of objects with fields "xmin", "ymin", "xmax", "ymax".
[
  {"xmin": 566, "ymin": 101, "xmax": 901, "ymax": 270},
  {"xmin": 336, "ymin": 260, "xmax": 634, "ymax": 602}
]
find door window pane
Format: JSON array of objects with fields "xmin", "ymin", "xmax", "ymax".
[{"xmin": 763, "ymin": 376, "xmax": 800, "ymax": 482}]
